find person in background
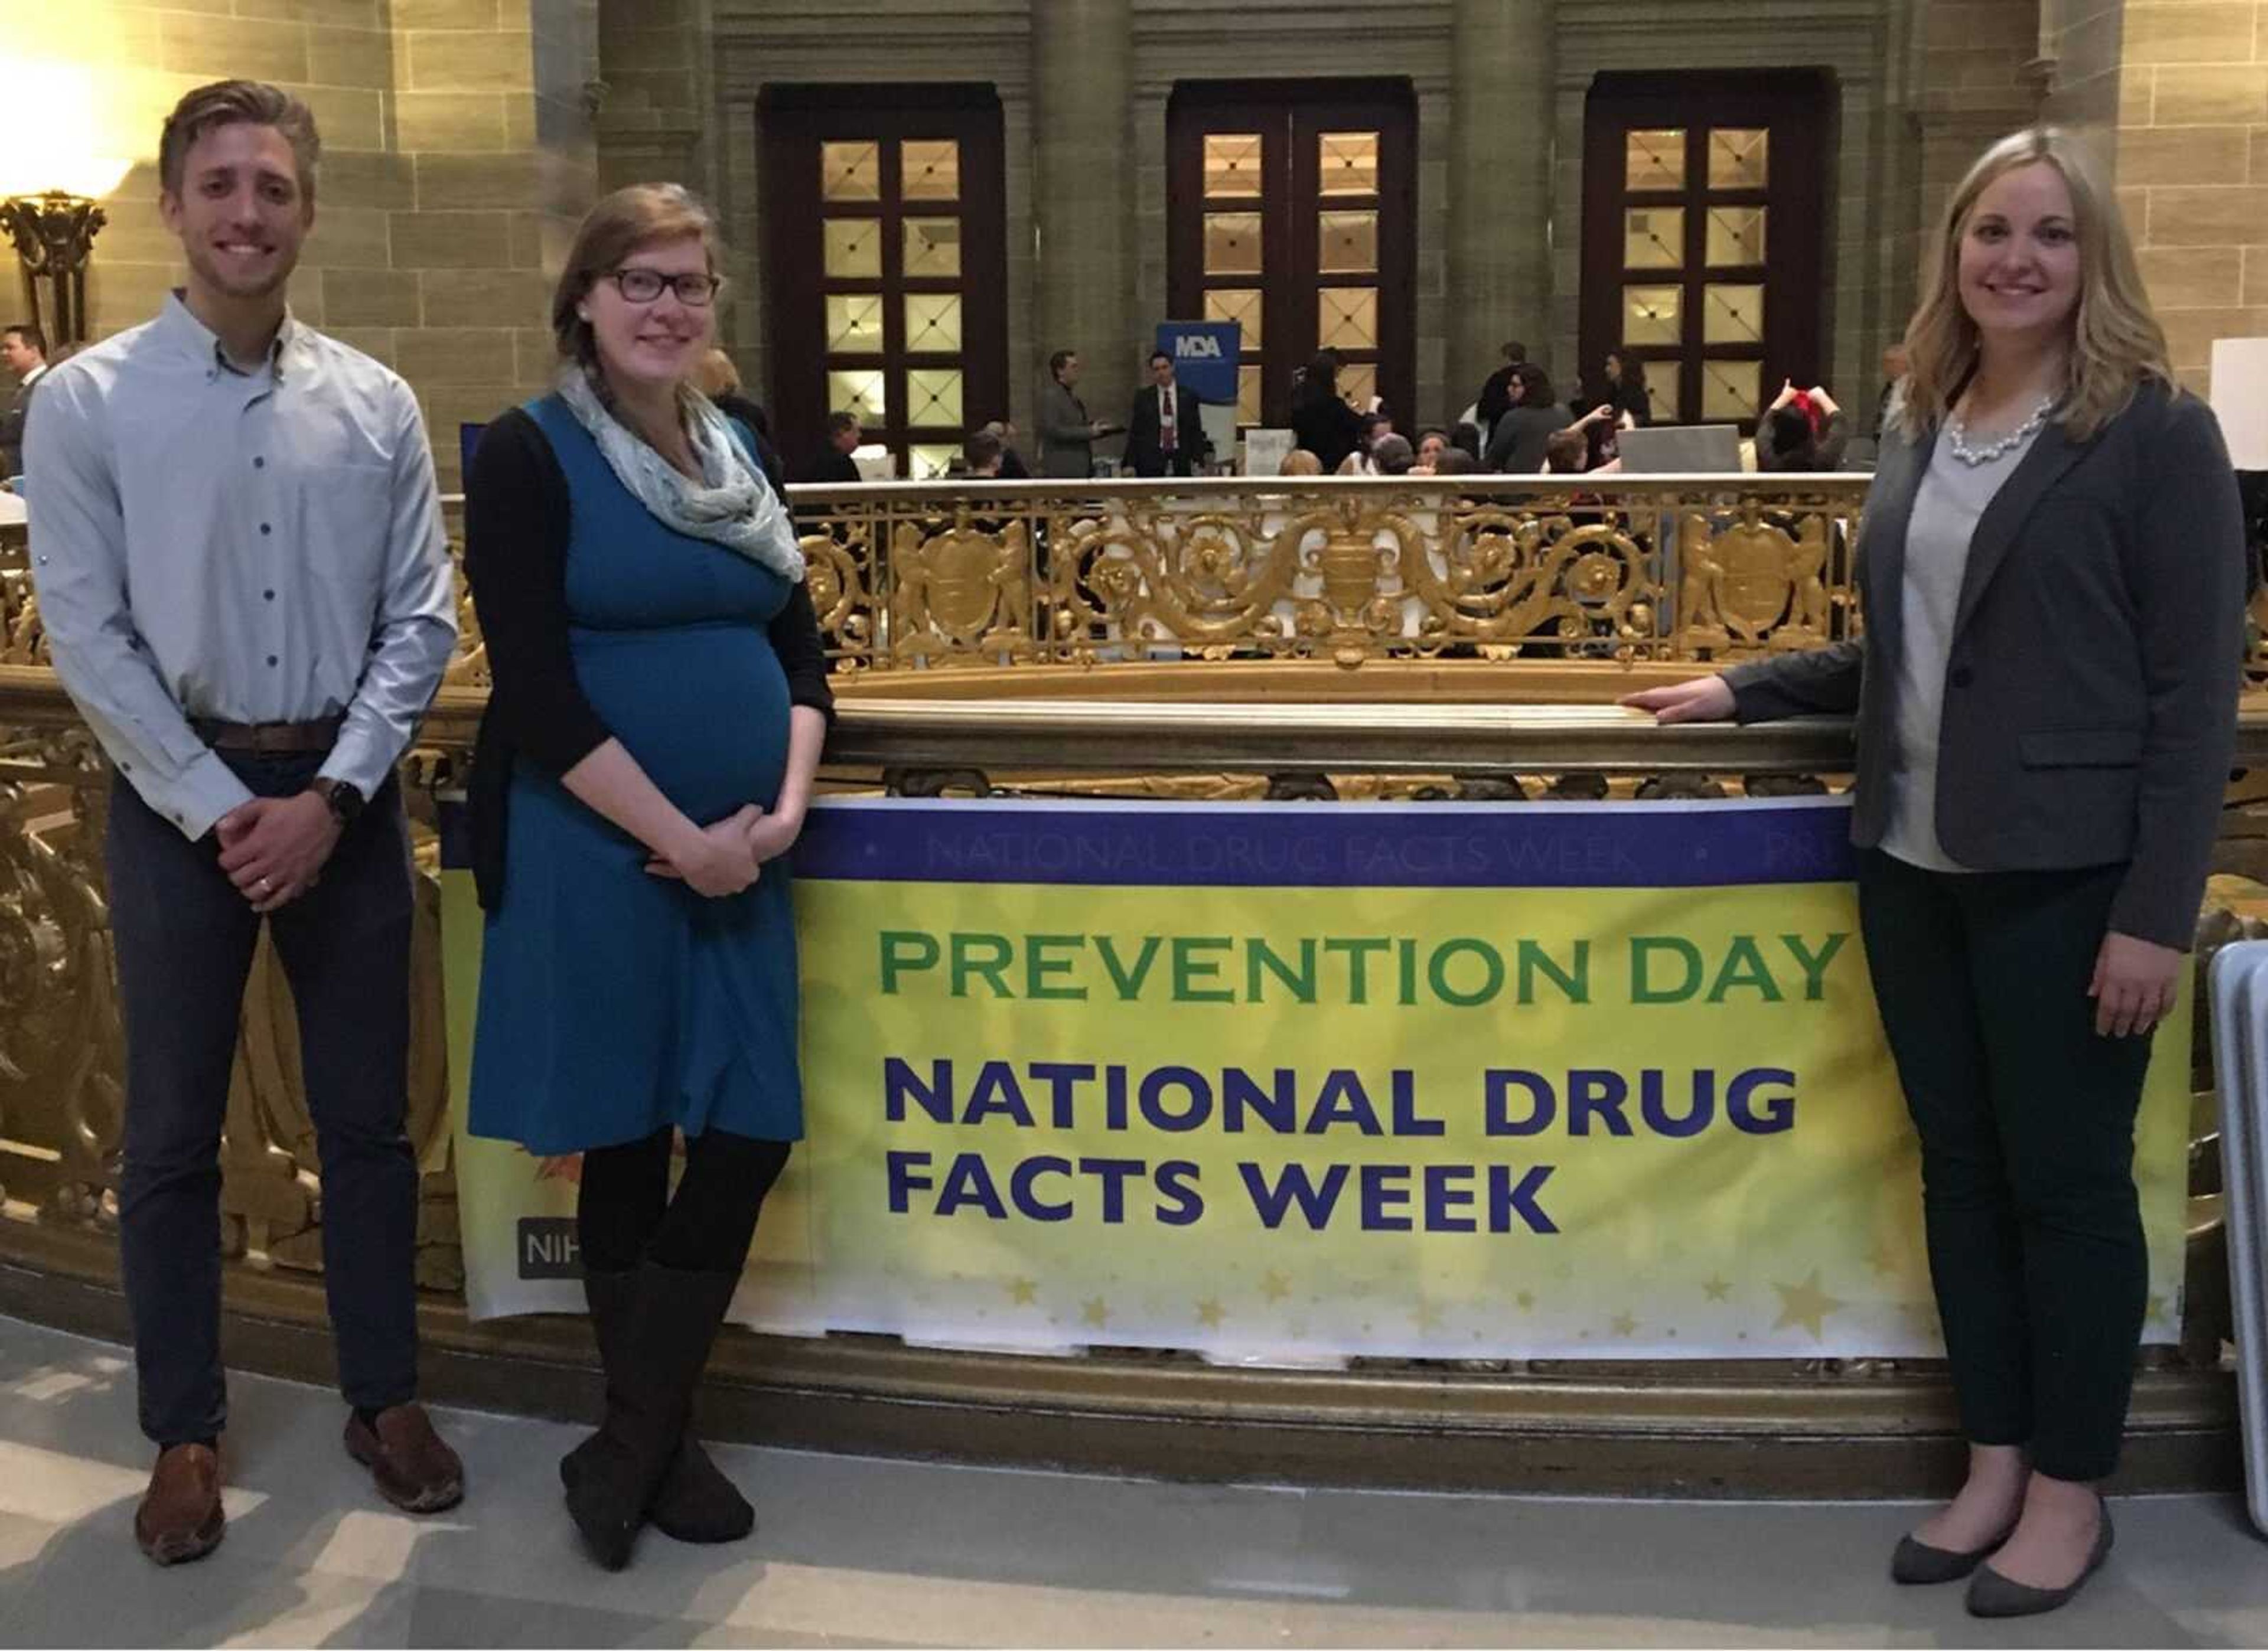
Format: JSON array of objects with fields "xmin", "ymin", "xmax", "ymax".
[
  {"xmin": 1413, "ymin": 426, "xmax": 1450, "ymax": 470},
  {"xmin": 1279, "ymin": 448, "xmax": 1325, "ymax": 477},
  {"xmin": 799, "ymin": 410, "xmax": 862, "ymax": 484},
  {"xmin": 982, "ymin": 419, "xmax": 1031, "ymax": 479},
  {"xmin": 1370, "ymin": 433, "xmax": 1415, "ymax": 476},
  {"xmin": 963, "ymin": 426, "xmax": 1005, "ymax": 477},
  {"xmin": 690, "ymin": 347, "xmax": 770, "ymax": 445},
  {"xmin": 1290, "ymin": 350, "xmax": 1364, "ymax": 472},
  {"xmin": 1603, "ymin": 350, "xmax": 1653, "ymax": 426},
  {"xmin": 1542, "ymin": 427, "xmax": 1589, "ymax": 475},
  {"xmin": 1482, "ymin": 363, "xmax": 1573, "ymax": 474},
  {"xmin": 1755, "ymin": 381, "xmax": 1850, "ymax": 472},
  {"xmin": 1, "ymin": 321, "xmax": 50, "ymax": 477},
  {"xmin": 1449, "ymin": 419, "xmax": 1484, "ymax": 462},
  {"xmin": 27, "ymin": 78, "xmax": 464, "ymax": 1565},
  {"xmin": 1432, "ymin": 446, "xmax": 1478, "ymax": 476},
  {"xmin": 1624, "ymin": 125, "xmax": 2243, "ymax": 1619},
  {"xmin": 1876, "ymin": 342, "xmax": 1912, "ymax": 438},
  {"xmin": 463, "ymin": 182, "xmax": 832, "ymax": 1572},
  {"xmin": 1039, "ymin": 349, "xmax": 1116, "ymax": 478},
  {"xmin": 1475, "ymin": 340, "xmax": 1527, "ymax": 435},
  {"xmin": 1338, "ymin": 409, "xmax": 1394, "ymax": 474},
  {"xmin": 1124, "ymin": 348, "xmax": 1210, "ymax": 477}
]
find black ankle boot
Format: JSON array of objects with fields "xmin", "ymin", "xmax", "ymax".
[
  {"xmin": 562, "ymin": 1264, "xmax": 744, "ymax": 1570},
  {"xmin": 563, "ymin": 1270, "xmax": 754, "ymax": 1546}
]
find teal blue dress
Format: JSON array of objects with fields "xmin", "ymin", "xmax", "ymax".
[{"xmin": 467, "ymin": 395, "xmax": 804, "ymax": 1154}]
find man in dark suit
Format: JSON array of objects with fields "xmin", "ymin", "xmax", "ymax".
[
  {"xmin": 799, "ymin": 410, "xmax": 863, "ymax": 484},
  {"xmin": 1124, "ymin": 350, "xmax": 1211, "ymax": 478},
  {"xmin": 1, "ymin": 322, "xmax": 50, "ymax": 478}
]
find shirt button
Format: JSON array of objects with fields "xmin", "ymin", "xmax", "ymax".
[
  {"xmin": 266, "ymin": 654, "xmax": 278, "ymax": 667},
  {"xmin": 253, "ymin": 456, "xmax": 265, "ymax": 469},
  {"xmin": 264, "ymin": 589, "xmax": 275, "ymax": 601},
  {"xmin": 260, "ymin": 523, "xmax": 271, "ymax": 536}
]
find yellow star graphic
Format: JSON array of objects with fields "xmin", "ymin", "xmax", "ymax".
[
  {"xmin": 1772, "ymin": 1271, "xmax": 1846, "ymax": 1339},
  {"xmin": 1259, "ymin": 1270, "xmax": 1292, "ymax": 1303},
  {"xmin": 1081, "ymin": 1297, "xmax": 1110, "ymax": 1329},
  {"xmin": 1702, "ymin": 1276, "xmax": 1732, "ymax": 1301},
  {"xmin": 1005, "ymin": 1277, "xmax": 1038, "ymax": 1306},
  {"xmin": 1514, "ymin": 1290, "xmax": 1536, "ymax": 1311},
  {"xmin": 1609, "ymin": 1311, "xmax": 1639, "ymax": 1337},
  {"xmin": 1195, "ymin": 1297, "xmax": 1226, "ymax": 1328}
]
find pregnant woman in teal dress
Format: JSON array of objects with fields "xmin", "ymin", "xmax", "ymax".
[{"xmin": 462, "ymin": 184, "xmax": 832, "ymax": 1571}]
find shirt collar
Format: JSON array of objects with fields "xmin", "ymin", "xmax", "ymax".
[
  {"xmin": 159, "ymin": 289, "xmax": 305, "ymax": 381},
  {"xmin": 20, "ymin": 363, "xmax": 46, "ymax": 388}
]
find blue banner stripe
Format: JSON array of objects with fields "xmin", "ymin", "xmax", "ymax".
[{"xmin": 791, "ymin": 800, "xmax": 1856, "ymax": 889}]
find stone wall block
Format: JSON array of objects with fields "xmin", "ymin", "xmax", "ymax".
[
  {"xmin": 406, "ymin": 30, "xmax": 535, "ymax": 92},
  {"xmin": 392, "ymin": 210, "xmax": 515, "ymax": 269},
  {"xmin": 394, "ymin": 327, "xmax": 521, "ymax": 384},
  {"xmin": 395, "ymin": 91, "xmax": 512, "ymax": 152},
  {"xmin": 326, "ymin": 268, "xmax": 425, "ymax": 328},
  {"xmin": 158, "ymin": 13, "xmax": 311, "ymax": 82}
]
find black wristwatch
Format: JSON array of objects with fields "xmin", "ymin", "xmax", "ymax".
[{"xmin": 310, "ymin": 777, "xmax": 366, "ymax": 829}]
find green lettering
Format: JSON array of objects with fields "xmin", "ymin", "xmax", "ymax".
[
  {"xmin": 1096, "ymin": 934, "xmax": 1163, "ymax": 1000},
  {"xmin": 1517, "ymin": 938, "xmax": 1589, "ymax": 1004},
  {"xmin": 1026, "ymin": 934, "xmax": 1088, "ymax": 1000},
  {"xmin": 949, "ymin": 932, "xmax": 1015, "ymax": 999},
  {"xmin": 1779, "ymin": 932, "xmax": 1849, "ymax": 1001},
  {"xmin": 1247, "ymin": 937, "xmax": 1318, "ymax": 1003},
  {"xmin": 1172, "ymin": 937, "xmax": 1236, "ymax": 1002},
  {"xmin": 1707, "ymin": 935, "xmax": 1785, "ymax": 1003},
  {"xmin": 1631, "ymin": 935, "xmax": 1702, "ymax": 1004},
  {"xmin": 879, "ymin": 930, "xmax": 939, "ymax": 994}
]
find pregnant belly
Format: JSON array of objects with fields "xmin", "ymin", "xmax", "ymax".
[{"xmin": 571, "ymin": 624, "xmax": 791, "ymax": 821}]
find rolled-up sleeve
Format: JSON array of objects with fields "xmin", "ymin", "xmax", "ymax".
[
  {"xmin": 26, "ymin": 366, "xmax": 252, "ymax": 838},
  {"xmin": 319, "ymin": 377, "xmax": 460, "ymax": 800}
]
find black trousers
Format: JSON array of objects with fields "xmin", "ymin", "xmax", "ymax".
[
  {"xmin": 107, "ymin": 754, "xmax": 419, "ymax": 1446},
  {"xmin": 1856, "ymin": 848, "xmax": 2155, "ymax": 1482},
  {"xmin": 576, "ymin": 1127, "xmax": 792, "ymax": 1277}
]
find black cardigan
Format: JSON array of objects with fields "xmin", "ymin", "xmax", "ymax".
[{"xmin": 462, "ymin": 407, "xmax": 835, "ymax": 911}]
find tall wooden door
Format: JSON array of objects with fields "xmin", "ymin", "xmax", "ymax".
[
  {"xmin": 760, "ymin": 85, "xmax": 1008, "ymax": 478},
  {"xmin": 1580, "ymin": 71, "xmax": 1834, "ymax": 428},
  {"xmin": 1166, "ymin": 80, "xmax": 1416, "ymax": 429}
]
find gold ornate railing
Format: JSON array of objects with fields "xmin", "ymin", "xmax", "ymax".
[{"xmin": 4, "ymin": 478, "xmax": 2266, "ymax": 1490}]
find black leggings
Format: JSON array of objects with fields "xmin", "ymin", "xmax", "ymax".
[{"xmin": 576, "ymin": 1127, "xmax": 792, "ymax": 1276}]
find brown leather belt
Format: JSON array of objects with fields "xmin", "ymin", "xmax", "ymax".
[{"xmin": 191, "ymin": 714, "xmax": 343, "ymax": 755}]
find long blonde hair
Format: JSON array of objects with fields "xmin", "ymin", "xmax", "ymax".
[{"xmin": 1898, "ymin": 127, "xmax": 2169, "ymax": 441}]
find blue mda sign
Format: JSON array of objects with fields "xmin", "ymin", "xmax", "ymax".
[{"xmin": 1156, "ymin": 321, "xmax": 1240, "ymax": 404}]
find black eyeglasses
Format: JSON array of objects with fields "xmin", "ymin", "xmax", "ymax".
[{"xmin": 605, "ymin": 268, "xmax": 720, "ymax": 306}]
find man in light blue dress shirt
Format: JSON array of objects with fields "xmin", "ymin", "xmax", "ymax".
[{"xmin": 26, "ymin": 80, "xmax": 465, "ymax": 1564}]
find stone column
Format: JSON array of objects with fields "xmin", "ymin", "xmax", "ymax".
[
  {"xmin": 1449, "ymin": 0, "xmax": 1555, "ymax": 399},
  {"xmin": 1032, "ymin": 0, "xmax": 1135, "ymax": 447}
]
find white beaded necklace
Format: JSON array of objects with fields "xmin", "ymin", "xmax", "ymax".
[{"xmin": 1945, "ymin": 394, "xmax": 2056, "ymax": 467}]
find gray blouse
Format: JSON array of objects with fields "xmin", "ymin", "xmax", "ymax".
[{"xmin": 1879, "ymin": 423, "xmax": 2044, "ymax": 871}]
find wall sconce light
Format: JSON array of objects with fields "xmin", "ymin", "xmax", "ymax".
[
  {"xmin": 0, "ymin": 64, "xmax": 134, "ymax": 347},
  {"xmin": 0, "ymin": 191, "xmax": 110, "ymax": 346}
]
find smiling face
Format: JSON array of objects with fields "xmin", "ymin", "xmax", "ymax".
[
  {"xmin": 159, "ymin": 120, "xmax": 311, "ymax": 304},
  {"xmin": 1957, "ymin": 160, "xmax": 2081, "ymax": 350},
  {"xmin": 577, "ymin": 232, "xmax": 714, "ymax": 393}
]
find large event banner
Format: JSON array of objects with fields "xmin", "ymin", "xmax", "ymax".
[{"xmin": 444, "ymin": 797, "xmax": 2192, "ymax": 1360}]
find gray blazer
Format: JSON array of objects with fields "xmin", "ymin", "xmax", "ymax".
[
  {"xmin": 1038, "ymin": 379, "xmax": 1094, "ymax": 479},
  {"xmin": 1723, "ymin": 381, "xmax": 2244, "ymax": 948}
]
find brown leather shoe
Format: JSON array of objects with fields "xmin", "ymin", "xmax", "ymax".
[
  {"xmin": 134, "ymin": 1443, "xmax": 224, "ymax": 1566},
  {"xmin": 344, "ymin": 1404, "xmax": 464, "ymax": 1514}
]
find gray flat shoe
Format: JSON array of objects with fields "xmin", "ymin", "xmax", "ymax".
[
  {"xmin": 1890, "ymin": 1522, "xmax": 2013, "ymax": 1585},
  {"xmin": 1966, "ymin": 1496, "xmax": 2113, "ymax": 1618}
]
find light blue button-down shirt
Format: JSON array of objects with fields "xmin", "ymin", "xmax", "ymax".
[{"xmin": 26, "ymin": 293, "xmax": 458, "ymax": 840}]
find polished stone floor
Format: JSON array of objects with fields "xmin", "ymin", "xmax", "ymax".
[{"xmin": 2, "ymin": 1315, "xmax": 2267, "ymax": 1648}]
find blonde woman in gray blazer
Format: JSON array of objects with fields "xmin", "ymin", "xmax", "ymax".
[{"xmin": 1628, "ymin": 127, "xmax": 2244, "ymax": 1619}]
